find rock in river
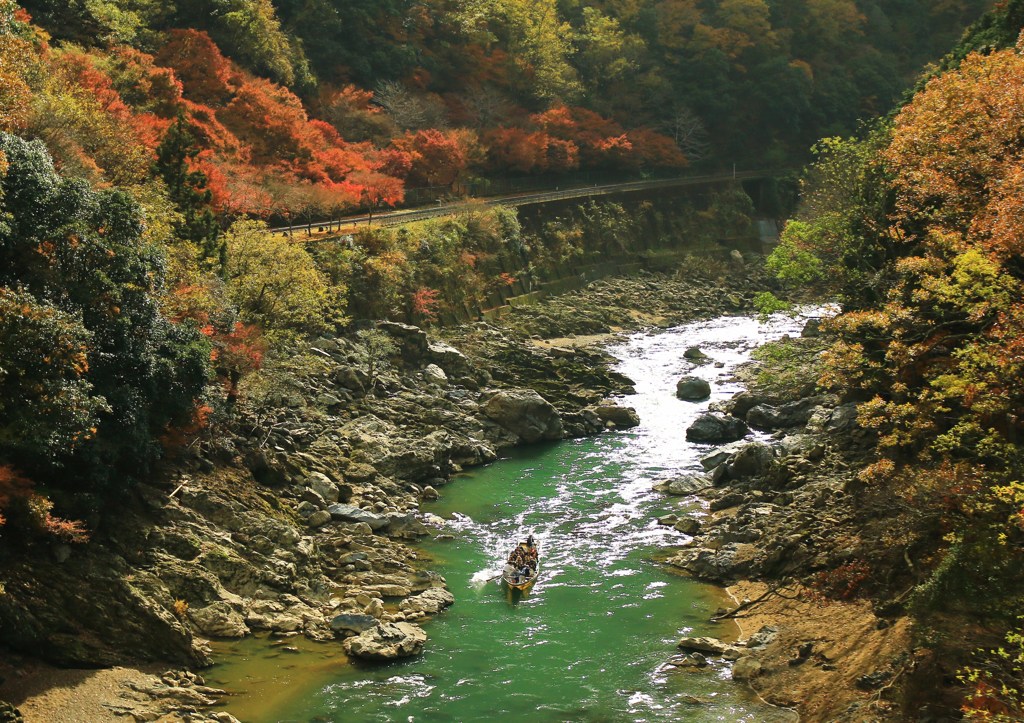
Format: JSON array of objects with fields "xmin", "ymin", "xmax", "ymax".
[
  {"xmin": 344, "ymin": 622, "xmax": 427, "ymax": 661},
  {"xmin": 480, "ymin": 388, "xmax": 563, "ymax": 443},
  {"xmin": 592, "ymin": 403, "xmax": 641, "ymax": 429},
  {"xmin": 675, "ymin": 376, "xmax": 711, "ymax": 401},
  {"xmin": 685, "ymin": 413, "xmax": 749, "ymax": 443}
]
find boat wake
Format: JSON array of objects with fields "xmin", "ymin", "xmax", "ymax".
[{"xmin": 469, "ymin": 569, "xmax": 501, "ymax": 586}]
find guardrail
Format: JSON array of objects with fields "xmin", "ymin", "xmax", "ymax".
[{"xmin": 269, "ymin": 170, "xmax": 772, "ymax": 237}]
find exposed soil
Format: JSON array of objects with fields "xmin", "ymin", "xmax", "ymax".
[
  {"xmin": 727, "ymin": 581, "xmax": 913, "ymax": 722},
  {"xmin": 0, "ymin": 659, "xmax": 165, "ymax": 722}
]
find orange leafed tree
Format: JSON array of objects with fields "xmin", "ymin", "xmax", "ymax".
[{"xmin": 391, "ymin": 128, "xmax": 479, "ymax": 188}]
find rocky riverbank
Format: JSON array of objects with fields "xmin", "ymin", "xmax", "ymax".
[
  {"xmin": 0, "ymin": 256, "xmax": 775, "ymax": 721},
  {"xmin": 651, "ymin": 324, "xmax": 918, "ymax": 721}
]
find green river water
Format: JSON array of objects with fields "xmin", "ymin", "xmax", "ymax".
[{"xmin": 209, "ymin": 313, "xmax": 810, "ymax": 722}]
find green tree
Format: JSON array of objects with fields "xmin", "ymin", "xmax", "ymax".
[
  {"xmin": 155, "ymin": 113, "xmax": 223, "ymax": 268},
  {"xmin": 222, "ymin": 219, "xmax": 331, "ymax": 337},
  {"xmin": 0, "ymin": 132, "xmax": 211, "ymax": 492}
]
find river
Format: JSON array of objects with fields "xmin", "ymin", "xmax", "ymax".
[{"xmin": 209, "ymin": 312, "xmax": 810, "ymax": 722}]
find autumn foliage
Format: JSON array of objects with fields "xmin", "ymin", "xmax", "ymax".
[{"xmin": 769, "ymin": 32, "xmax": 1024, "ymax": 716}]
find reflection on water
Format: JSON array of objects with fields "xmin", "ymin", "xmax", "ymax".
[{"xmin": 211, "ymin": 312, "xmax": 814, "ymax": 722}]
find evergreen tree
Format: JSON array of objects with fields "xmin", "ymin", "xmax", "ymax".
[{"xmin": 155, "ymin": 113, "xmax": 224, "ymax": 269}]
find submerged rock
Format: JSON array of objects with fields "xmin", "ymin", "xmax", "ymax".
[{"xmin": 329, "ymin": 613, "xmax": 377, "ymax": 637}]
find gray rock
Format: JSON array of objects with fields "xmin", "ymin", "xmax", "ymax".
[
  {"xmin": 676, "ymin": 376, "xmax": 711, "ymax": 400},
  {"xmin": 423, "ymin": 364, "xmax": 448, "ymax": 386},
  {"xmin": 337, "ymin": 552, "xmax": 368, "ymax": 566},
  {"xmin": 427, "ymin": 340, "xmax": 472, "ymax": 376},
  {"xmin": 654, "ymin": 474, "xmax": 711, "ymax": 496},
  {"xmin": 677, "ymin": 636, "xmax": 743, "ymax": 658},
  {"xmin": 726, "ymin": 441, "xmax": 776, "ymax": 479},
  {"xmin": 747, "ymin": 396, "xmax": 828, "ymax": 430},
  {"xmin": 329, "ymin": 613, "xmax": 377, "ymax": 636},
  {"xmin": 399, "ymin": 588, "xmax": 454, "ymax": 615},
  {"xmin": 327, "ymin": 504, "xmax": 390, "ymax": 531},
  {"xmin": 699, "ymin": 441, "xmax": 747, "ymax": 471},
  {"xmin": 684, "ymin": 346, "xmax": 710, "ymax": 362},
  {"xmin": 480, "ymin": 388, "xmax": 563, "ymax": 443},
  {"xmin": 657, "ymin": 514, "xmax": 679, "ymax": 526},
  {"xmin": 674, "ymin": 517, "xmax": 702, "ymax": 535},
  {"xmin": 686, "ymin": 413, "xmax": 749, "ymax": 443},
  {"xmin": 801, "ymin": 318, "xmax": 822, "ymax": 337},
  {"xmin": 421, "ymin": 486, "xmax": 439, "ymax": 501},
  {"xmin": 376, "ymin": 321, "xmax": 428, "ymax": 362},
  {"xmin": 295, "ymin": 500, "xmax": 319, "ymax": 518},
  {"xmin": 593, "ymin": 404, "xmax": 641, "ymax": 428},
  {"xmin": 745, "ymin": 625, "xmax": 778, "ymax": 649},
  {"xmin": 732, "ymin": 656, "xmax": 764, "ymax": 681},
  {"xmin": 343, "ymin": 622, "xmax": 427, "ymax": 661},
  {"xmin": 306, "ymin": 472, "xmax": 340, "ymax": 504},
  {"xmin": 826, "ymin": 403, "xmax": 859, "ymax": 432},
  {"xmin": 306, "ymin": 510, "xmax": 332, "ymax": 528}
]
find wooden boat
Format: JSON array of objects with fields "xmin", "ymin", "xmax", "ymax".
[{"xmin": 501, "ymin": 538, "xmax": 539, "ymax": 592}]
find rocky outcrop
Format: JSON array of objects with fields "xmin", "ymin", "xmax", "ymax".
[
  {"xmin": 399, "ymin": 588, "xmax": 455, "ymax": 615},
  {"xmin": 343, "ymin": 622, "xmax": 427, "ymax": 661},
  {"xmin": 677, "ymin": 636, "xmax": 744, "ymax": 659}
]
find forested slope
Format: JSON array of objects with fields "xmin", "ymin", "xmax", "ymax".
[{"xmin": 766, "ymin": 0, "xmax": 1024, "ymax": 715}]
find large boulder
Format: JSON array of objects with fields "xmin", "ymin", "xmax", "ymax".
[
  {"xmin": 726, "ymin": 441, "xmax": 776, "ymax": 479},
  {"xmin": 427, "ymin": 340, "xmax": 473, "ymax": 377},
  {"xmin": 327, "ymin": 504, "xmax": 390, "ymax": 531},
  {"xmin": 686, "ymin": 413, "xmax": 749, "ymax": 443},
  {"xmin": 676, "ymin": 376, "xmax": 711, "ymax": 401},
  {"xmin": 746, "ymin": 396, "xmax": 828, "ymax": 430},
  {"xmin": 480, "ymin": 388, "xmax": 563, "ymax": 443},
  {"xmin": 375, "ymin": 321, "xmax": 428, "ymax": 362},
  {"xmin": 592, "ymin": 403, "xmax": 641, "ymax": 429},
  {"xmin": 343, "ymin": 622, "xmax": 427, "ymax": 661}
]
